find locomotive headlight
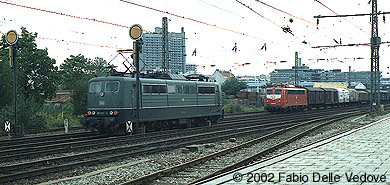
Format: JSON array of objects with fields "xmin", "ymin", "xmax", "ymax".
[
  {"xmin": 87, "ymin": 111, "xmax": 92, "ymax": 115},
  {"xmin": 92, "ymin": 111, "xmax": 96, "ymax": 115},
  {"xmin": 114, "ymin": 111, "xmax": 118, "ymax": 115},
  {"xmin": 109, "ymin": 111, "xmax": 114, "ymax": 115}
]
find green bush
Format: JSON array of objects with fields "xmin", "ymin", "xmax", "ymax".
[
  {"xmin": 223, "ymin": 99, "xmax": 264, "ymax": 114},
  {"xmin": 42, "ymin": 103, "xmax": 83, "ymax": 129}
]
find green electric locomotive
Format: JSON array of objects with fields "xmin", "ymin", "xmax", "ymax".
[{"xmin": 81, "ymin": 75, "xmax": 223, "ymax": 134}]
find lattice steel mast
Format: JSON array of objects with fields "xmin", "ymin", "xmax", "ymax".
[
  {"xmin": 314, "ymin": 0, "xmax": 385, "ymax": 115},
  {"xmin": 370, "ymin": 0, "xmax": 381, "ymax": 114},
  {"xmin": 162, "ymin": 17, "xmax": 169, "ymax": 72}
]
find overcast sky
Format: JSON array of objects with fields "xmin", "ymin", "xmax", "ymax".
[{"xmin": 1, "ymin": 0, "xmax": 389, "ymax": 77}]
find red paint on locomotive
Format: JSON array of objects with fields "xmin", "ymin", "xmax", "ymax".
[{"xmin": 265, "ymin": 85, "xmax": 307, "ymax": 112}]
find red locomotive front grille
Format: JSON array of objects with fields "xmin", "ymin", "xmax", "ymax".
[{"xmin": 266, "ymin": 94, "xmax": 282, "ymax": 105}]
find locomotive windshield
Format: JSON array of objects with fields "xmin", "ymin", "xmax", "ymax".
[
  {"xmin": 89, "ymin": 82, "xmax": 101, "ymax": 93},
  {"xmin": 89, "ymin": 81, "xmax": 120, "ymax": 93},
  {"xmin": 274, "ymin": 90, "xmax": 282, "ymax": 94},
  {"xmin": 105, "ymin": 81, "xmax": 120, "ymax": 92},
  {"xmin": 266, "ymin": 90, "xmax": 273, "ymax": 94}
]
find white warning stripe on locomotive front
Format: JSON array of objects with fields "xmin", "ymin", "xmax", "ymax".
[{"xmin": 267, "ymin": 95, "xmax": 281, "ymax": 100}]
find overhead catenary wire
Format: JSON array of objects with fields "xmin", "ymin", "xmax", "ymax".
[
  {"xmin": 119, "ymin": 0, "xmax": 267, "ymax": 41},
  {"xmin": 0, "ymin": 0, "xmax": 277, "ymax": 44},
  {"xmin": 235, "ymin": 0, "xmax": 308, "ymax": 43},
  {"xmin": 0, "ymin": 0, "xmax": 285, "ymax": 67},
  {"xmin": 0, "ymin": 32, "xmax": 125, "ymax": 50},
  {"xmin": 0, "ymin": 0, "xmax": 147, "ymax": 31},
  {"xmin": 254, "ymin": 0, "xmax": 316, "ymax": 26},
  {"xmin": 0, "ymin": 0, "xmax": 380, "ymax": 73},
  {"xmin": 38, "ymin": 35, "xmax": 126, "ymax": 50},
  {"xmin": 235, "ymin": 0, "xmax": 280, "ymax": 28},
  {"xmin": 252, "ymin": 0, "xmax": 361, "ymax": 44},
  {"xmin": 312, "ymin": 41, "xmax": 390, "ymax": 48},
  {"xmin": 118, "ymin": 0, "xmax": 306, "ymax": 57},
  {"xmin": 197, "ymin": 0, "xmax": 244, "ymax": 18},
  {"xmin": 314, "ymin": 0, "xmax": 369, "ymax": 35},
  {"xmin": 1, "ymin": 0, "xmax": 302, "ymax": 53}
]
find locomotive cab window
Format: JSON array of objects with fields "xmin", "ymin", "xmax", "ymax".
[
  {"xmin": 274, "ymin": 90, "xmax": 282, "ymax": 94},
  {"xmin": 89, "ymin": 82, "xmax": 101, "ymax": 93},
  {"xmin": 105, "ymin": 81, "xmax": 120, "ymax": 92},
  {"xmin": 266, "ymin": 90, "xmax": 273, "ymax": 94}
]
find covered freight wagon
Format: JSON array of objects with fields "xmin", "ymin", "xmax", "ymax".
[{"xmin": 304, "ymin": 87, "xmax": 325, "ymax": 109}]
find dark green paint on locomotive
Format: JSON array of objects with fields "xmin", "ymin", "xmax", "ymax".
[{"xmin": 81, "ymin": 76, "xmax": 223, "ymax": 134}]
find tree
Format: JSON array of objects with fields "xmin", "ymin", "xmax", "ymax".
[
  {"xmin": 60, "ymin": 55, "xmax": 110, "ymax": 115},
  {"xmin": 0, "ymin": 48, "xmax": 13, "ymax": 108},
  {"xmin": 0, "ymin": 27, "xmax": 59, "ymax": 129},
  {"xmin": 0, "ymin": 27, "xmax": 59, "ymax": 102},
  {"xmin": 221, "ymin": 77, "xmax": 247, "ymax": 96}
]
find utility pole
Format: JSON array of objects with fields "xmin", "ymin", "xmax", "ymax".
[
  {"xmin": 370, "ymin": 0, "xmax": 381, "ymax": 114},
  {"xmin": 181, "ymin": 27, "xmax": 186, "ymax": 73},
  {"xmin": 348, "ymin": 66, "xmax": 351, "ymax": 89},
  {"xmin": 162, "ymin": 17, "xmax": 169, "ymax": 72},
  {"xmin": 133, "ymin": 40, "xmax": 143, "ymax": 133},
  {"xmin": 314, "ymin": 0, "xmax": 385, "ymax": 115},
  {"xmin": 295, "ymin": 52, "xmax": 299, "ymax": 86}
]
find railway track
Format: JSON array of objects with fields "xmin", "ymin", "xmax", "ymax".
[
  {"xmin": 0, "ymin": 107, "xmax": 360, "ymax": 164},
  {"xmin": 0, "ymin": 105, "xmax": 379, "ymax": 184},
  {"xmin": 0, "ymin": 107, "xmax": 342, "ymax": 162},
  {"xmin": 0, "ymin": 112, "xmax": 334, "ymax": 183},
  {"xmin": 0, "ymin": 126, "xmax": 85, "ymax": 139},
  {"xmin": 121, "ymin": 111, "xmax": 366, "ymax": 184},
  {"xmin": 0, "ymin": 107, "xmax": 366, "ymax": 182}
]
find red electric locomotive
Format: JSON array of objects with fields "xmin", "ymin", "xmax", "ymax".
[{"xmin": 265, "ymin": 85, "xmax": 307, "ymax": 112}]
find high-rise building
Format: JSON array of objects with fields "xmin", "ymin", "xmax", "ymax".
[
  {"xmin": 269, "ymin": 65, "xmax": 380, "ymax": 89},
  {"xmin": 185, "ymin": 64, "xmax": 197, "ymax": 73},
  {"xmin": 139, "ymin": 27, "xmax": 186, "ymax": 73}
]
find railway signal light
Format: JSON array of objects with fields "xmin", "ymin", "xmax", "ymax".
[
  {"xmin": 129, "ymin": 24, "xmax": 143, "ymax": 40},
  {"xmin": 6, "ymin": 30, "xmax": 18, "ymax": 68},
  {"xmin": 6, "ymin": 30, "xmax": 18, "ymax": 46}
]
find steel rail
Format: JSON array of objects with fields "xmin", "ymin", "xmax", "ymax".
[
  {"xmin": 0, "ymin": 107, "xmax": 352, "ymax": 162},
  {"xmin": 121, "ymin": 111, "xmax": 365, "ymax": 185},
  {"xmin": 0, "ymin": 110, "xmax": 354, "ymax": 183}
]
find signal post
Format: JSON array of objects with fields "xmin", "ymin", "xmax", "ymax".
[
  {"xmin": 129, "ymin": 24, "xmax": 145, "ymax": 134},
  {"xmin": 6, "ymin": 30, "xmax": 23, "ymax": 137}
]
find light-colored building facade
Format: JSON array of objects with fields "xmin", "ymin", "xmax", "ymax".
[
  {"xmin": 237, "ymin": 76, "xmax": 268, "ymax": 93},
  {"xmin": 209, "ymin": 69, "xmax": 235, "ymax": 84},
  {"xmin": 270, "ymin": 65, "xmax": 381, "ymax": 89},
  {"xmin": 139, "ymin": 27, "xmax": 186, "ymax": 73},
  {"xmin": 185, "ymin": 64, "xmax": 197, "ymax": 73}
]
